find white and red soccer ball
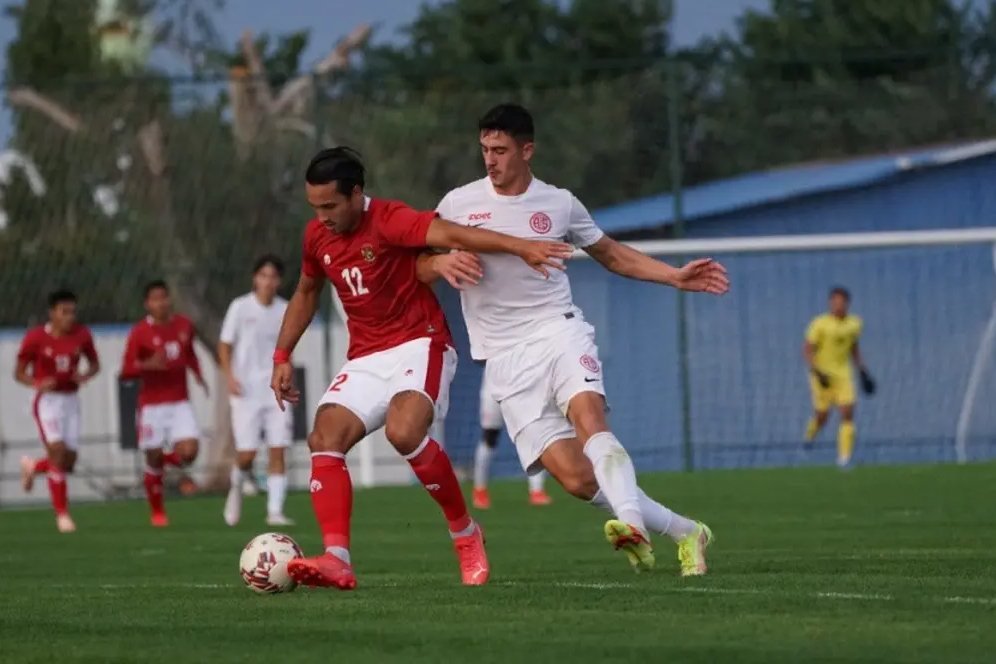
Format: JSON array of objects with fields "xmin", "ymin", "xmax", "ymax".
[{"xmin": 239, "ymin": 532, "xmax": 303, "ymax": 594}]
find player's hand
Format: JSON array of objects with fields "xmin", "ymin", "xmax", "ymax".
[
  {"xmin": 34, "ymin": 377, "xmax": 57, "ymax": 393},
  {"xmin": 672, "ymin": 258, "xmax": 730, "ymax": 295},
  {"xmin": 271, "ymin": 362, "xmax": 299, "ymax": 411},
  {"xmin": 859, "ymin": 368, "xmax": 876, "ymax": 396},
  {"xmin": 227, "ymin": 375, "xmax": 243, "ymax": 397},
  {"xmin": 812, "ymin": 369, "xmax": 831, "ymax": 389},
  {"xmin": 71, "ymin": 372, "xmax": 92, "ymax": 387},
  {"xmin": 514, "ymin": 239, "xmax": 574, "ymax": 278},
  {"xmin": 435, "ymin": 251, "xmax": 483, "ymax": 289}
]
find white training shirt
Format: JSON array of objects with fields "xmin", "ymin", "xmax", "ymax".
[
  {"xmin": 219, "ymin": 293, "xmax": 288, "ymax": 398},
  {"xmin": 437, "ymin": 176, "xmax": 604, "ymax": 360}
]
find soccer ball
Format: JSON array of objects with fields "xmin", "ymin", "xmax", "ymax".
[{"xmin": 239, "ymin": 532, "xmax": 303, "ymax": 594}]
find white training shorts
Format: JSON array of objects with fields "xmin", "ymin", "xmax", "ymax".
[
  {"xmin": 138, "ymin": 400, "xmax": 200, "ymax": 450},
  {"xmin": 32, "ymin": 392, "xmax": 81, "ymax": 450},
  {"xmin": 478, "ymin": 373, "xmax": 504, "ymax": 431},
  {"xmin": 318, "ymin": 337, "xmax": 458, "ymax": 434},
  {"xmin": 231, "ymin": 396, "xmax": 293, "ymax": 452},
  {"xmin": 483, "ymin": 317, "xmax": 606, "ymax": 475}
]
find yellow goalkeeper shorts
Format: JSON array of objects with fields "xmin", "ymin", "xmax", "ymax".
[{"xmin": 809, "ymin": 373, "xmax": 856, "ymax": 412}]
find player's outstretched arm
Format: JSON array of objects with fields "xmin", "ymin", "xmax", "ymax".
[
  {"xmin": 416, "ymin": 250, "xmax": 483, "ymax": 289},
  {"xmin": 271, "ymin": 271, "xmax": 321, "ymax": 409},
  {"xmin": 425, "ymin": 218, "xmax": 573, "ymax": 278},
  {"xmin": 584, "ymin": 236, "xmax": 729, "ymax": 295}
]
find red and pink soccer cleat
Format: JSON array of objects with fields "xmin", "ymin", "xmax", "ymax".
[
  {"xmin": 453, "ymin": 523, "xmax": 490, "ymax": 586},
  {"xmin": 150, "ymin": 512, "xmax": 170, "ymax": 528},
  {"xmin": 528, "ymin": 489, "xmax": 553, "ymax": 506},
  {"xmin": 287, "ymin": 553, "xmax": 357, "ymax": 590},
  {"xmin": 472, "ymin": 488, "xmax": 491, "ymax": 510}
]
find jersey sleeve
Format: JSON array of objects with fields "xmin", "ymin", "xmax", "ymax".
[
  {"xmin": 184, "ymin": 321, "xmax": 203, "ymax": 381},
  {"xmin": 436, "ymin": 192, "xmax": 455, "ymax": 222},
  {"xmin": 565, "ymin": 195, "xmax": 605, "ymax": 248},
  {"xmin": 219, "ymin": 299, "xmax": 240, "ymax": 345},
  {"xmin": 378, "ymin": 202, "xmax": 437, "ymax": 248},
  {"xmin": 120, "ymin": 326, "xmax": 142, "ymax": 379},
  {"xmin": 301, "ymin": 224, "xmax": 323, "ymax": 278},
  {"xmin": 16, "ymin": 330, "xmax": 37, "ymax": 365},
  {"xmin": 853, "ymin": 316, "xmax": 864, "ymax": 340},
  {"xmin": 805, "ymin": 317, "xmax": 823, "ymax": 345},
  {"xmin": 80, "ymin": 328, "xmax": 99, "ymax": 364}
]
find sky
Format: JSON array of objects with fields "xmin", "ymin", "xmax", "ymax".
[{"xmin": 0, "ymin": 0, "xmax": 765, "ymax": 144}]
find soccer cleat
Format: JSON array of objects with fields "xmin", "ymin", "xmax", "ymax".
[
  {"xmin": 453, "ymin": 523, "xmax": 490, "ymax": 586},
  {"xmin": 55, "ymin": 513, "xmax": 76, "ymax": 533},
  {"xmin": 528, "ymin": 489, "xmax": 552, "ymax": 506},
  {"xmin": 472, "ymin": 487, "xmax": 491, "ymax": 510},
  {"xmin": 222, "ymin": 488, "xmax": 242, "ymax": 526},
  {"xmin": 265, "ymin": 514, "xmax": 295, "ymax": 527},
  {"xmin": 20, "ymin": 456, "xmax": 36, "ymax": 493},
  {"xmin": 150, "ymin": 512, "xmax": 170, "ymax": 528},
  {"xmin": 287, "ymin": 553, "xmax": 357, "ymax": 590},
  {"xmin": 604, "ymin": 519, "xmax": 655, "ymax": 572},
  {"xmin": 677, "ymin": 522, "xmax": 713, "ymax": 577}
]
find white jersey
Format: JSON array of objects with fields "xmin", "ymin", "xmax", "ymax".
[
  {"xmin": 219, "ymin": 293, "xmax": 288, "ymax": 399},
  {"xmin": 437, "ymin": 176, "xmax": 604, "ymax": 360}
]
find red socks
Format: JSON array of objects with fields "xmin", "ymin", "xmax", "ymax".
[
  {"xmin": 143, "ymin": 469, "xmax": 165, "ymax": 516},
  {"xmin": 47, "ymin": 470, "xmax": 68, "ymax": 515},
  {"xmin": 34, "ymin": 458, "xmax": 50, "ymax": 474},
  {"xmin": 406, "ymin": 439, "xmax": 471, "ymax": 533},
  {"xmin": 162, "ymin": 451, "xmax": 183, "ymax": 468},
  {"xmin": 309, "ymin": 454, "xmax": 352, "ymax": 550}
]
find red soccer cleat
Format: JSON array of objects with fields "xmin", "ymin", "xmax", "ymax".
[
  {"xmin": 529, "ymin": 489, "xmax": 553, "ymax": 506},
  {"xmin": 472, "ymin": 487, "xmax": 491, "ymax": 510},
  {"xmin": 453, "ymin": 523, "xmax": 490, "ymax": 586},
  {"xmin": 287, "ymin": 553, "xmax": 357, "ymax": 590},
  {"xmin": 150, "ymin": 512, "xmax": 170, "ymax": 528}
]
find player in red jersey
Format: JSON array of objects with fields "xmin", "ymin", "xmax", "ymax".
[
  {"xmin": 15, "ymin": 290, "xmax": 100, "ymax": 533},
  {"xmin": 121, "ymin": 280, "xmax": 208, "ymax": 527},
  {"xmin": 271, "ymin": 147, "xmax": 572, "ymax": 590}
]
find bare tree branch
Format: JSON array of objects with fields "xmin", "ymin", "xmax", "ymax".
[
  {"xmin": 239, "ymin": 29, "xmax": 275, "ymax": 112},
  {"xmin": 6, "ymin": 87, "xmax": 84, "ymax": 133}
]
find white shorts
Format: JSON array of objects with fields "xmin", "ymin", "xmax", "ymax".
[
  {"xmin": 318, "ymin": 337, "xmax": 458, "ymax": 434},
  {"xmin": 32, "ymin": 392, "xmax": 81, "ymax": 450},
  {"xmin": 479, "ymin": 374, "xmax": 504, "ymax": 431},
  {"xmin": 231, "ymin": 397, "xmax": 293, "ymax": 452},
  {"xmin": 484, "ymin": 318, "xmax": 606, "ymax": 474},
  {"xmin": 138, "ymin": 400, "xmax": 200, "ymax": 450}
]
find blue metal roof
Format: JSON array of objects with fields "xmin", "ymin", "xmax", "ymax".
[{"xmin": 592, "ymin": 139, "xmax": 996, "ymax": 234}]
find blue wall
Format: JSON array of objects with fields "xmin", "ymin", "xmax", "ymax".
[{"xmin": 440, "ymin": 156, "xmax": 996, "ymax": 476}]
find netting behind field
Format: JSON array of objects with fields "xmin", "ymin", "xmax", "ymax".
[{"xmin": 439, "ymin": 237, "xmax": 996, "ymax": 474}]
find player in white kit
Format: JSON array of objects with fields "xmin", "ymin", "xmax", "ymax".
[
  {"xmin": 220, "ymin": 255, "xmax": 295, "ymax": 527},
  {"xmin": 420, "ymin": 104, "xmax": 730, "ymax": 575}
]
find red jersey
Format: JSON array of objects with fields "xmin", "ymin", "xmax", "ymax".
[
  {"xmin": 121, "ymin": 315, "xmax": 202, "ymax": 406},
  {"xmin": 301, "ymin": 197, "xmax": 453, "ymax": 360},
  {"xmin": 17, "ymin": 324, "xmax": 98, "ymax": 393}
]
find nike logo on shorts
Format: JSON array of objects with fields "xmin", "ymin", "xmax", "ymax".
[{"xmin": 584, "ymin": 377, "xmax": 600, "ymax": 383}]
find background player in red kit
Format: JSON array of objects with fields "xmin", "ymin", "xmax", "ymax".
[
  {"xmin": 271, "ymin": 147, "xmax": 572, "ymax": 590},
  {"xmin": 15, "ymin": 289, "xmax": 100, "ymax": 533},
  {"xmin": 121, "ymin": 280, "xmax": 208, "ymax": 527}
]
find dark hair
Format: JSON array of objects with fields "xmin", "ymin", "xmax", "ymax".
[
  {"xmin": 305, "ymin": 146, "xmax": 365, "ymax": 195},
  {"xmin": 48, "ymin": 289, "xmax": 77, "ymax": 308},
  {"xmin": 829, "ymin": 286, "xmax": 851, "ymax": 301},
  {"xmin": 479, "ymin": 103, "xmax": 535, "ymax": 142},
  {"xmin": 253, "ymin": 254, "xmax": 285, "ymax": 277},
  {"xmin": 144, "ymin": 279, "xmax": 169, "ymax": 299}
]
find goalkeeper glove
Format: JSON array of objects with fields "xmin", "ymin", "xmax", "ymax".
[
  {"xmin": 859, "ymin": 368, "xmax": 876, "ymax": 395},
  {"xmin": 811, "ymin": 369, "xmax": 831, "ymax": 388}
]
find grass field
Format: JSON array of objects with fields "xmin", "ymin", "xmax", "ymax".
[{"xmin": 1, "ymin": 463, "xmax": 994, "ymax": 663}]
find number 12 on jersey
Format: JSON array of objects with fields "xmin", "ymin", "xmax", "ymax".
[{"xmin": 341, "ymin": 267, "xmax": 369, "ymax": 297}]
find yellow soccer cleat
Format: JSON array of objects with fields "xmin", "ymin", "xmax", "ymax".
[
  {"xmin": 604, "ymin": 519, "xmax": 655, "ymax": 572},
  {"xmin": 677, "ymin": 522, "xmax": 713, "ymax": 577}
]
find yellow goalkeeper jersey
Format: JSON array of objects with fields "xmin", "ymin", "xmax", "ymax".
[{"xmin": 805, "ymin": 313, "xmax": 862, "ymax": 376}]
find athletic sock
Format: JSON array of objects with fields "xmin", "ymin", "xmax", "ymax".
[
  {"xmin": 229, "ymin": 465, "xmax": 244, "ymax": 491},
  {"xmin": 310, "ymin": 452, "xmax": 352, "ymax": 552},
  {"xmin": 143, "ymin": 467, "xmax": 165, "ymax": 516},
  {"xmin": 405, "ymin": 438, "xmax": 472, "ymax": 535},
  {"xmin": 583, "ymin": 432, "xmax": 645, "ymax": 534},
  {"xmin": 267, "ymin": 474, "xmax": 287, "ymax": 517},
  {"xmin": 473, "ymin": 440, "xmax": 494, "ymax": 490},
  {"xmin": 163, "ymin": 451, "xmax": 183, "ymax": 468},
  {"xmin": 34, "ymin": 458, "xmax": 50, "ymax": 474},
  {"xmin": 838, "ymin": 421, "xmax": 855, "ymax": 464},
  {"xmin": 804, "ymin": 418, "xmax": 820, "ymax": 441},
  {"xmin": 528, "ymin": 471, "xmax": 546, "ymax": 493},
  {"xmin": 47, "ymin": 470, "xmax": 68, "ymax": 515}
]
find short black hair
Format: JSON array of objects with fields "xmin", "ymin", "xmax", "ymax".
[
  {"xmin": 305, "ymin": 146, "xmax": 365, "ymax": 195},
  {"xmin": 144, "ymin": 279, "xmax": 169, "ymax": 299},
  {"xmin": 47, "ymin": 289, "xmax": 77, "ymax": 308},
  {"xmin": 830, "ymin": 286, "xmax": 851, "ymax": 301},
  {"xmin": 253, "ymin": 254, "xmax": 285, "ymax": 277},
  {"xmin": 479, "ymin": 103, "xmax": 534, "ymax": 142}
]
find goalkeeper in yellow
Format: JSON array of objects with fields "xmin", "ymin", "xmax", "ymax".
[{"xmin": 803, "ymin": 287, "xmax": 875, "ymax": 467}]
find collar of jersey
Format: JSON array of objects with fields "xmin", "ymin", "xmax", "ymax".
[{"xmin": 484, "ymin": 175, "xmax": 537, "ymax": 202}]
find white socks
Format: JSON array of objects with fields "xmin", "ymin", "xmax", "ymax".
[
  {"xmin": 473, "ymin": 440, "xmax": 494, "ymax": 489},
  {"xmin": 267, "ymin": 474, "xmax": 287, "ymax": 517},
  {"xmin": 528, "ymin": 471, "xmax": 546, "ymax": 493},
  {"xmin": 588, "ymin": 488, "xmax": 697, "ymax": 542},
  {"xmin": 326, "ymin": 546, "xmax": 351, "ymax": 564},
  {"xmin": 583, "ymin": 432, "xmax": 645, "ymax": 533},
  {"xmin": 229, "ymin": 466, "xmax": 244, "ymax": 492}
]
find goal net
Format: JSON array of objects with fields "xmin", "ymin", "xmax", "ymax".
[{"xmin": 437, "ymin": 227, "xmax": 996, "ymax": 475}]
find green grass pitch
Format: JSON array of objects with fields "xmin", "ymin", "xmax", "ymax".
[{"xmin": 1, "ymin": 463, "xmax": 994, "ymax": 663}]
